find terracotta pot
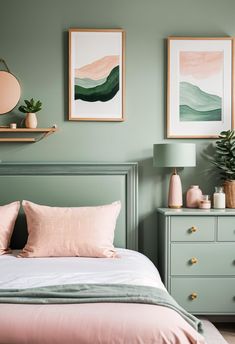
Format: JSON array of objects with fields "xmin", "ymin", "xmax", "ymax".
[
  {"xmin": 25, "ymin": 112, "xmax": 37, "ymax": 129},
  {"xmin": 223, "ymin": 180, "xmax": 235, "ymax": 208}
]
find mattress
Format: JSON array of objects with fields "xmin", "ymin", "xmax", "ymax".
[{"xmin": 0, "ymin": 249, "xmax": 205, "ymax": 344}]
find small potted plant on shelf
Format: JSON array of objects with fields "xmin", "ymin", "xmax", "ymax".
[
  {"xmin": 18, "ymin": 98, "xmax": 42, "ymax": 129},
  {"xmin": 211, "ymin": 129, "xmax": 235, "ymax": 208}
]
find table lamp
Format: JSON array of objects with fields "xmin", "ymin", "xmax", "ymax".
[{"xmin": 153, "ymin": 143, "xmax": 196, "ymax": 208}]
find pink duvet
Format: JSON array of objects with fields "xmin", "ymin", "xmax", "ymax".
[{"xmin": 0, "ymin": 303, "xmax": 205, "ymax": 344}]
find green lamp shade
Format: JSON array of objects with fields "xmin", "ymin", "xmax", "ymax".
[{"xmin": 153, "ymin": 143, "xmax": 196, "ymax": 168}]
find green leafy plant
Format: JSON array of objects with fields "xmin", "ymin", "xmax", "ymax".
[
  {"xmin": 18, "ymin": 98, "xmax": 42, "ymax": 113},
  {"xmin": 212, "ymin": 130, "xmax": 235, "ymax": 180}
]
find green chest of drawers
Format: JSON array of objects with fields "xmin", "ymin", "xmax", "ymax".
[{"xmin": 157, "ymin": 208, "xmax": 235, "ymax": 315}]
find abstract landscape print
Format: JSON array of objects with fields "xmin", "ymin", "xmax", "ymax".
[
  {"xmin": 167, "ymin": 37, "xmax": 234, "ymax": 138},
  {"xmin": 69, "ymin": 29, "xmax": 125, "ymax": 121},
  {"xmin": 179, "ymin": 51, "xmax": 222, "ymax": 122}
]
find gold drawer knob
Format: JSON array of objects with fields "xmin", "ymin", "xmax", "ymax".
[
  {"xmin": 190, "ymin": 292, "xmax": 198, "ymax": 300},
  {"xmin": 190, "ymin": 257, "xmax": 198, "ymax": 265},
  {"xmin": 190, "ymin": 226, "xmax": 198, "ymax": 233}
]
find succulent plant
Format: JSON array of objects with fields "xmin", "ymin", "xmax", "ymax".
[
  {"xmin": 18, "ymin": 98, "xmax": 42, "ymax": 113},
  {"xmin": 212, "ymin": 130, "xmax": 235, "ymax": 180}
]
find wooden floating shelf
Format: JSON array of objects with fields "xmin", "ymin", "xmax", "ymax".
[
  {"xmin": 0, "ymin": 138, "xmax": 36, "ymax": 142},
  {"xmin": 0, "ymin": 128, "xmax": 58, "ymax": 143}
]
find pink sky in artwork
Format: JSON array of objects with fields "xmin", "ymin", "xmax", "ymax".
[
  {"xmin": 75, "ymin": 55, "xmax": 119, "ymax": 80},
  {"xmin": 180, "ymin": 51, "xmax": 223, "ymax": 79}
]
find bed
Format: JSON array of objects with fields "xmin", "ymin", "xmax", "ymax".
[{"xmin": 0, "ymin": 162, "xmax": 205, "ymax": 344}]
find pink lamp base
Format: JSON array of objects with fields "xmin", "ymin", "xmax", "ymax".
[{"xmin": 168, "ymin": 173, "xmax": 183, "ymax": 208}]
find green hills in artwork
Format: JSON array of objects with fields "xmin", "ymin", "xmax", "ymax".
[
  {"xmin": 75, "ymin": 66, "xmax": 119, "ymax": 102},
  {"xmin": 180, "ymin": 81, "xmax": 222, "ymax": 121}
]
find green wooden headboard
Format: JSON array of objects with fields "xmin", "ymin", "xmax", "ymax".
[{"xmin": 0, "ymin": 162, "xmax": 138, "ymax": 250}]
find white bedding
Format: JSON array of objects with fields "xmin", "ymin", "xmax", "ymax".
[{"xmin": 0, "ymin": 248, "xmax": 166, "ymax": 290}]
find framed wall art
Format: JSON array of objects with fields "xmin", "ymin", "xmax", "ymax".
[
  {"xmin": 167, "ymin": 37, "xmax": 234, "ymax": 138},
  {"xmin": 68, "ymin": 29, "xmax": 125, "ymax": 121}
]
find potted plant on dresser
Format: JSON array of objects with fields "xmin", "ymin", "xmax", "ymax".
[
  {"xmin": 212, "ymin": 129, "xmax": 235, "ymax": 208},
  {"xmin": 18, "ymin": 98, "xmax": 42, "ymax": 129}
]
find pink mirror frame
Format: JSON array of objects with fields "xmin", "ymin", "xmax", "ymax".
[{"xmin": 0, "ymin": 70, "xmax": 21, "ymax": 114}]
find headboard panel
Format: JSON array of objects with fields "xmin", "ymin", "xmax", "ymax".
[{"xmin": 0, "ymin": 163, "xmax": 138, "ymax": 250}]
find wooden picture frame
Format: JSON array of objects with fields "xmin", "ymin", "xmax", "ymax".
[
  {"xmin": 68, "ymin": 29, "xmax": 125, "ymax": 121},
  {"xmin": 167, "ymin": 37, "xmax": 234, "ymax": 138}
]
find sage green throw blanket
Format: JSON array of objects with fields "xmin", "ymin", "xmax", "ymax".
[{"xmin": 0, "ymin": 283, "xmax": 202, "ymax": 332}]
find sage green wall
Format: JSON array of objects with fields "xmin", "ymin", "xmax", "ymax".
[{"xmin": 1, "ymin": 0, "xmax": 234, "ymax": 263}]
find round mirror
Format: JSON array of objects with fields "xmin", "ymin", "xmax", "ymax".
[{"xmin": 0, "ymin": 70, "xmax": 21, "ymax": 114}]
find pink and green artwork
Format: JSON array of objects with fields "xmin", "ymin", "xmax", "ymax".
[
  {"xmin": 179, "ymin": 51, "xmax": 223, "ymax": 122},
  {"xmin": 167, "ymin": 37, "xmax": 233, "ymax": 138},
  {"xmin": 69, "ymin": 29, "xmax": 125, "ymax": 121},
  {"xmin": 74, "ymin": 55, "xmax": 119, "ymax": 102}
]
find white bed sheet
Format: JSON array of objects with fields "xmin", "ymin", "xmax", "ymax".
[{"xmin": 0, "ymin": 248, "xmax": 166, "ymax": 290}]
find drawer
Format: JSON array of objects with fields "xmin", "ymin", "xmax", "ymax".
[
  {"xmin": 218, "ymin": 217, "xmax": 235, "ymax": 241},
  {"xmin": 171, "ymin": 277, "xmax": 235, "ymax": 314},
  {"xmin": 171, "ymin": 243, "xmax": 235, "ymax": 275},
  {"xmin": 170, "ymin": 216, "xmax": 215, "ymax": 242}
]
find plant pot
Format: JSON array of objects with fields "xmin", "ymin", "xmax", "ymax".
[
  {"xmin": 223, "ymin": 180, "xmax": 235, "ymax": 208},
  {"xmin": 25, "ymin": 112, "xmax": 37, "ymax": 129}
]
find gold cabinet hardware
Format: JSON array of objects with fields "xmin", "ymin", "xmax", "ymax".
[
  {"xmin": 190, "ymin": 257, "xmax": 198, "ymax": 264},
  {"xmin": 190, "ymin": 292, "xmax": 198, "ymax": 300},
  {"xmin": 190, "ymin": 226, "xmax": 198, "ymax": 233}
]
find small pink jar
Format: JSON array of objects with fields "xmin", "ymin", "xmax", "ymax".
[
  {"xmin": 186, "ymin": 185, "xmax": 202, "ymax": 208},
  {"xmin": 199, "ymin": 195, "xmax": 211, "ymax": 209}
]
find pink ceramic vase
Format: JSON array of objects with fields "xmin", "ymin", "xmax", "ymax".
[
  {"xmin": 25, "ymin": 112, "xmax": 37, "ymax": 129},
  {"xmin": 186, "ymin": 185, "xmax": 202, "ymax": 208}
]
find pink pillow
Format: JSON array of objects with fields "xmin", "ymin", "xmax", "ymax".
[
  {"xmin": 0, "ymin": 201, "xmax": 20, "ymax": 255},
  {"xmin": 19, "ymin": 200, "xmax": 121, "ymax": 258}
]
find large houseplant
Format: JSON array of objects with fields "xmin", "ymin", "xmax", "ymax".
[
  {"xmin": 18, "ymin": 98, "xmax": 42, "ymax": 129},
  {"xmin": 212, "ymin": 129, "xmax": 235, "ymax": 208}
]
